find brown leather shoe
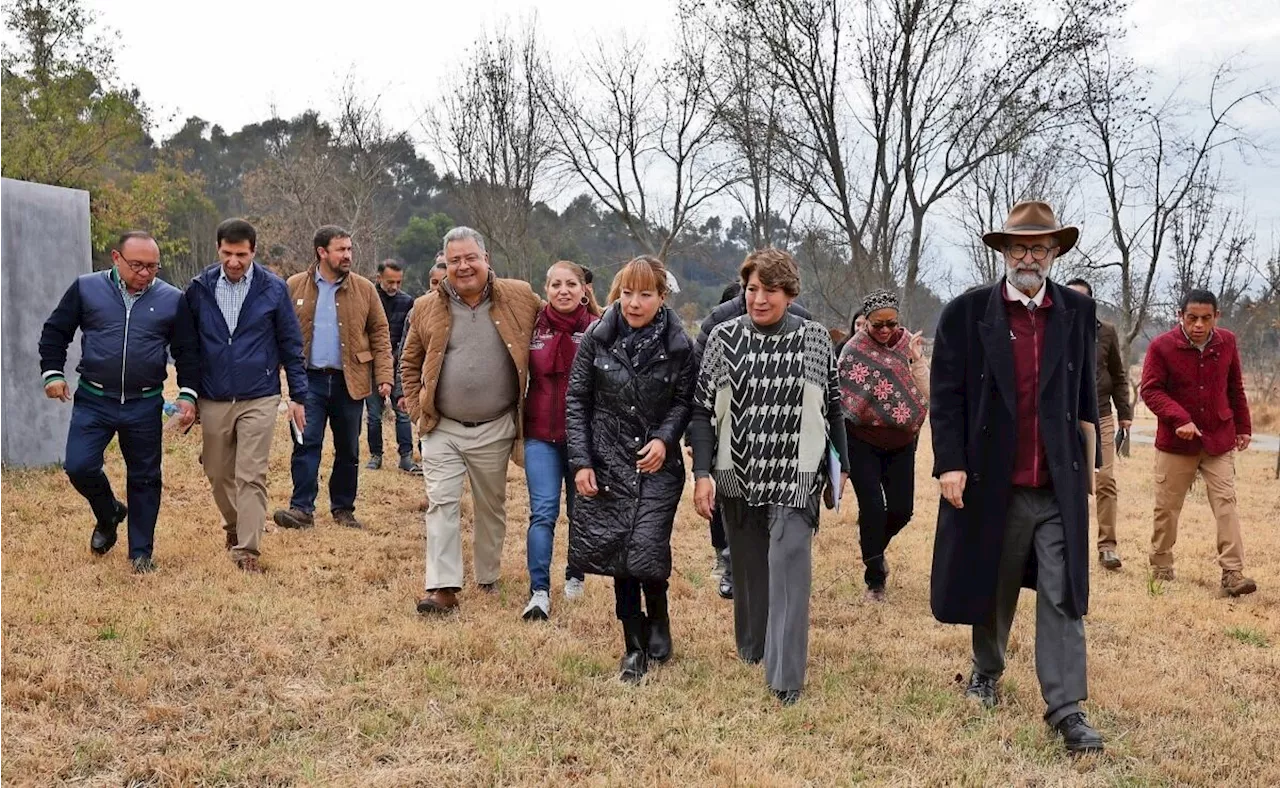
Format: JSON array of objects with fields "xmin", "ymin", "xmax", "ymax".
[
  {"xmin": 235, "ymin": 555, "xmax": 264, "ymax": 574},
  {"xmin": 1151, "ymin": 566, "xmax": 1176, "ymax": 582},
  {"xmin": 225, "ymin": 531, "xmax": 237, "ymax": 550},
  {"xmin": 1099, "ymin": 550, "xmax": 1122, "ymax": 570},
  {"xmin": 477, "ymin": 581, "xmax": 499, "ymax": 594},
  {"xmin": 416, "ymin": 589, "xmax": 459, "ymax": 614},
  {"xmin": 273, "ymin": 509, "xmax": 314, "ymax": 529},
  {"xmin": 333, "ymin": 510, "xmax": 364, "ymax": 529},
  {"xmin": 1222, "ymin": 570, "xmax": 1257, "ymax": 597}
]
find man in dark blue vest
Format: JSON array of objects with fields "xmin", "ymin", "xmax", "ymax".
[{"xmin": 39, "ymin": 231, "xmax": 199, "ymax": 573}]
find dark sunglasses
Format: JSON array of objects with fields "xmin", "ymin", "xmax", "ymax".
[{"xmin": 869, "ymin": 320, "xmax": 899, "ymax": 330}]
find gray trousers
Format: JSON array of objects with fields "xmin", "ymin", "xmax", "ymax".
[
  {"xmin": 720, "ymin": 495, "xmax": 818, "ymax": 693},
  {"xmin": 972, "ymin": 487, "xmax": 1088, "ymax": 725}
]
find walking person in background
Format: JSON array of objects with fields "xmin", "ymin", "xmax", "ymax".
[
  {"xmin": 1065, "ymin": 278, "xmax": 1132, "ymax": 570},
  {"xmin": 273, "ymin": 225, "xmax": 394, "ymax": 532},
  {"xmin": 566, "ymin": 256, "xmax": 695, "ymax": 683},
  {"xmin": 837, "ymin": 288, "xmax": 928, "ymax": 603},
  {"xmin": 366, "ymin": 260, "xmax": 418, "ymax": 473},
  {"xmin": 689, "ymin": 248, "xmax": 849, "ymax": 706},
  {"xmin": 183, "ymin": 219, "xmax": 308, "ymax": 573},
  {"xmin": 1140, "ymin": 289, "xmax": 1255, "ymax": 596},
  {"xmin": 39, "ymin": 231, "xmax": 199, "ymax": 573},
  {"xmin": 930, "ymin": 201, "xmax": 1104, "ymax": 754},
  {"xmin": 397, "ymin": 255, "xmax": 451, "ymax": 516},
  {"xmin": 520, "ymin": 261, "xmax": 603, "ymax": 620},
  {"xmin": 401, "ymin": 227, "xmax": 541, "ymax": 615},
  {"xmin": 693, "ymin": 279, "xmax": 813, "ymax": 601}
]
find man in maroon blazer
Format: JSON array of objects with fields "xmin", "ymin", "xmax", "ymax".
[{"xmin": 1140, "ymin": 289, "xmax": 1255, "ymax": 597}]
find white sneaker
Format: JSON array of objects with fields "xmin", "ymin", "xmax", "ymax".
[
  {"xmin": 522, "ymin": 590, "xmax": 550, "ymax": 621},
  {"xmin": 563, "ymin": 577, "xmax": 585, "ymax": 600}
]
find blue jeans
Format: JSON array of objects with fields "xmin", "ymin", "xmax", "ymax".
[
  {"xmin": 365, "ymin": 390, "xmax": 413, "ymax": 458},
  {"xmin": 290, "ymin": 369, "xmax": 363, "ymax": 514},
  {"xmin": 524, "ymin": 439, "xmax": 585, "ymax": 591},
  {"xmin": 65, "ymin": 390, "xmax": 163, "ymax": 559}
]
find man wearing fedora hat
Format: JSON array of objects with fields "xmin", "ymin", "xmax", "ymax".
[{"xmin": 929, "ymin": 200, "xmax": 1104, "ymax": 754}]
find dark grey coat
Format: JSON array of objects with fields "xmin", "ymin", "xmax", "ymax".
[
  {"xmin": 565, "ymin": 304, "xmax": 695, "ymax": 581},
  {"xmin": 928, "ymin": 280, "xmax": 1100, "ymax": 624}
]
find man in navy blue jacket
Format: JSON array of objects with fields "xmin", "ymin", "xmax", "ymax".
[
  {"xmin": 183, "ymin": 218, "xmax": 308, "ymax": 573},
  {"xmin": 39, "ymin": 231, "xmax": 199, "ymax": 573}
]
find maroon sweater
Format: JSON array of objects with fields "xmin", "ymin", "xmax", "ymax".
[
  {"xmin": 524, "ymin": 306, "xmax": 597, "ymax": 444},
  {"xmin": 1141, "ymin": 327, "xmax": 1250, "ymax": 456},
  {"xmin": 1005, "ymin": 289, "xmax": 1052, "ymax": 488}
]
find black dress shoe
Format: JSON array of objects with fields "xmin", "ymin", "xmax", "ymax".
[
  {"xmin": 718, "ymin": 568, "xmax": 734, "ymax": 600},
  {"xmin": 772, "ymin": 688, "xmax": 801, "ymax": 706},
  {"xmin": 964, "ymin": 672, "xmax": 999, "ymax": 709},
  {"xmin": 1054, "ymin": 712, "xmax": 1104, "ymax": 754},
  {"xmin": 90, "ymin": 501, "xmax": 127, "ymax": 555}
]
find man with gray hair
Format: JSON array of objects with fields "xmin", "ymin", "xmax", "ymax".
[{"xmin": 401, "ymin": 227, "xmax": 541, "ymax": 614}]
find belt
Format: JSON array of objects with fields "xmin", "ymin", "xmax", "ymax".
[
  {"xmin": 308, "ymin": 368, "xmax": 344, "ymax": 375},
  {"xmin": 457, "ymin": 414, "xmax": 506, "ymax": 428}
]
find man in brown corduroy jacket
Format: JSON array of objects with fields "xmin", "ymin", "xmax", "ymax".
[
  {"xmin": 401, "ymin": 226, "xmax": 541, "ymax": 615},
  {"xmin": 1066, "ymin": 279, "xmax": 1132, "ymax": 570},
  {"xmin": 273, "ymin": 225, "xmax": 394, "ymax": 532}
]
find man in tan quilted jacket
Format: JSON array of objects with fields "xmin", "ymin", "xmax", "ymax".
[
  {"xmin": 273, "ymin": 225, "xmax": 394, "ymax": 532},
  {"xmin": 401, "ymin": 226, "xmax": 541, "ymax": 614}
]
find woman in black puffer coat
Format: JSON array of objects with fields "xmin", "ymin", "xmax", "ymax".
[{"xmin": 566, "ymin": 255, "xmax": 695, "ymax": 684}]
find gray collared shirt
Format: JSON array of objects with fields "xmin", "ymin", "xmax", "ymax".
[{"xmin": 215, "ymin": 262, "xmax": 255, "ymax": 335}]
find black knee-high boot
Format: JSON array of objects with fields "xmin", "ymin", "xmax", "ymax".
[
  {"xmin": 646, "ymin": 588, "xmax": 672, "ymax": 663},
  {"xmin": 619, "ymin": 618, "xmax": 649, "ymax": 683}
]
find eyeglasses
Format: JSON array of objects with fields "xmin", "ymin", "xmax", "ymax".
[
  {"xmin": 869, "ymin": 320, "xmax": 899, "ymax": 331},
  {"xmin": 120, "ymin": 257, "xmax": 162, "ymax": 274},
  {"xmin": 1007, "ymin": 244, "xmax": 1056, "ymax": 261},
  {"xmin": 447, "ymin": 254, "xmax": 483, "ymax": 266}
]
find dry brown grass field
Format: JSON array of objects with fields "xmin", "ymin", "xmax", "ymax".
[{"xmin": 3, "ymin": 404, "xmax": 1279, "ymax": 786}]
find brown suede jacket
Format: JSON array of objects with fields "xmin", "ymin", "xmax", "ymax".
[
  {"xmin": 286, "ymin": 265, "xmax": 394, "ymax": 401},
  {"xmin": 400, "ymin": 275, "xmax": 541, "ymax": 465}
]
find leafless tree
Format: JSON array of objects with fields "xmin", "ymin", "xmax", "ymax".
[
  {"xmin": 423, "ymin": 22, "xmax": 553, "ymax": 282},
  {"xmin": 1071, "ymin": 45, "xmax": 1274, "ymax": 364},
  {"xmin": 537, "ymin": 20, "xmax": 733, "ymax": 262},
  {"xmin": 727, "ymin": 0, "xmax": 1115, "ymax": 318},
  {"xmin": 1167, "ymin": 164, "xmax": 1254, "ymax": 313}
]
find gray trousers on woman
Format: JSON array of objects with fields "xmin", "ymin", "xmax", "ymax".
[{"xmin": 720, "ymin": 495, "xmax": 819, "ymax": 693}]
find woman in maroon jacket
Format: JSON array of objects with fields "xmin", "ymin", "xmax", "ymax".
[{"xmin": 521, "ymin": 261, "xmax": 603, "ymax": 620}]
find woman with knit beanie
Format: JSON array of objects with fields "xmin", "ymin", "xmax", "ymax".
[{"xmin": 837, "ymin": 288, "xmax": 929, "ymax": 603}]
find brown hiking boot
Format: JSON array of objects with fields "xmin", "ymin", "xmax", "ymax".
[
  {"xmin": 1151, "ymin": 566, "xmax": 1176, "ymax": 582},
  {"xmin": 416, "ymin": 589, "xmax": 459, "ymax": 615},
  {"xmin": 333, "ymin": 510, "xmax": 364, "ymax": 529},
  {"xmin": 235, "ymin": 555, "xmax": 264, "ymax": 574},
  {"xmin": 273, "ymin": 509, "xmax": 314, "ymax": 529},
  {"xmin": 1222, "ymin": 570, "xmax": 1257, "ymax": 597}
]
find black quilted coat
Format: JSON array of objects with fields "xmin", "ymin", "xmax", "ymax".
[{"xmin": 565, "ymin": 304, "xmax": 695, "ymax": 581}]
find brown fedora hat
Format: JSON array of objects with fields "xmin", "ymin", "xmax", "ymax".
[{"xmin": 982, "ymin": 200, "xmax": 1078, "ymax": 255}]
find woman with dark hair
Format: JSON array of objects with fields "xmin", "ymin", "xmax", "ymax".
[
  {"xmin": 689, "ymin": 248, "xmax": 849, "ymax": 706},
  {"xmin": 565, "ymin": 255, "xmax": 695, "ymax": 683},
  {"xmin": 520, "ymin": 261, "xmax": 603, "ymax": 620},
  {"xmin": 836, "ymin": 288, "xmax": 928, "ymax": 603}
]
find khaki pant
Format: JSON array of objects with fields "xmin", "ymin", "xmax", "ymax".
[
  {"xmin": 421, "ymin": 415, "xmax": 516, "ymax": 590},
  {"xmin": 1151, "ymin": 448, "xmax": 1244, "ymax": 571},
  {"xmin": 200, "ymin": 396, "xmax": 280, "ymax": 560},
  {"xmin": 1095, "ymin": 412, "xmax": 1118, "ymax": 551}
]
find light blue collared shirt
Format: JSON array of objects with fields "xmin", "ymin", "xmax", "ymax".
[{"xmin": 309, "ymin": 270, "xmax": 343, "ymax": 370}]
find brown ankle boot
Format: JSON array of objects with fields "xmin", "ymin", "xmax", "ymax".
[{"xmin": 1222, "ymin": 570, "xmax": 1257, "ymax": 597}]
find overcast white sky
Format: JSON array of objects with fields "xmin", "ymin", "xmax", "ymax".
[{"xmin": 68, "ymin": 0, "xmax": 1280, "ymax": 264}]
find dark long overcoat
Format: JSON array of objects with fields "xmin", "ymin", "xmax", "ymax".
[
  {"xmin": 928, "ymin": 280, "xmax": 1100, "ymax": 624},
  {"xmin": 565, "ymin": 304, "xmax": 695, "ymax": 581}
]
